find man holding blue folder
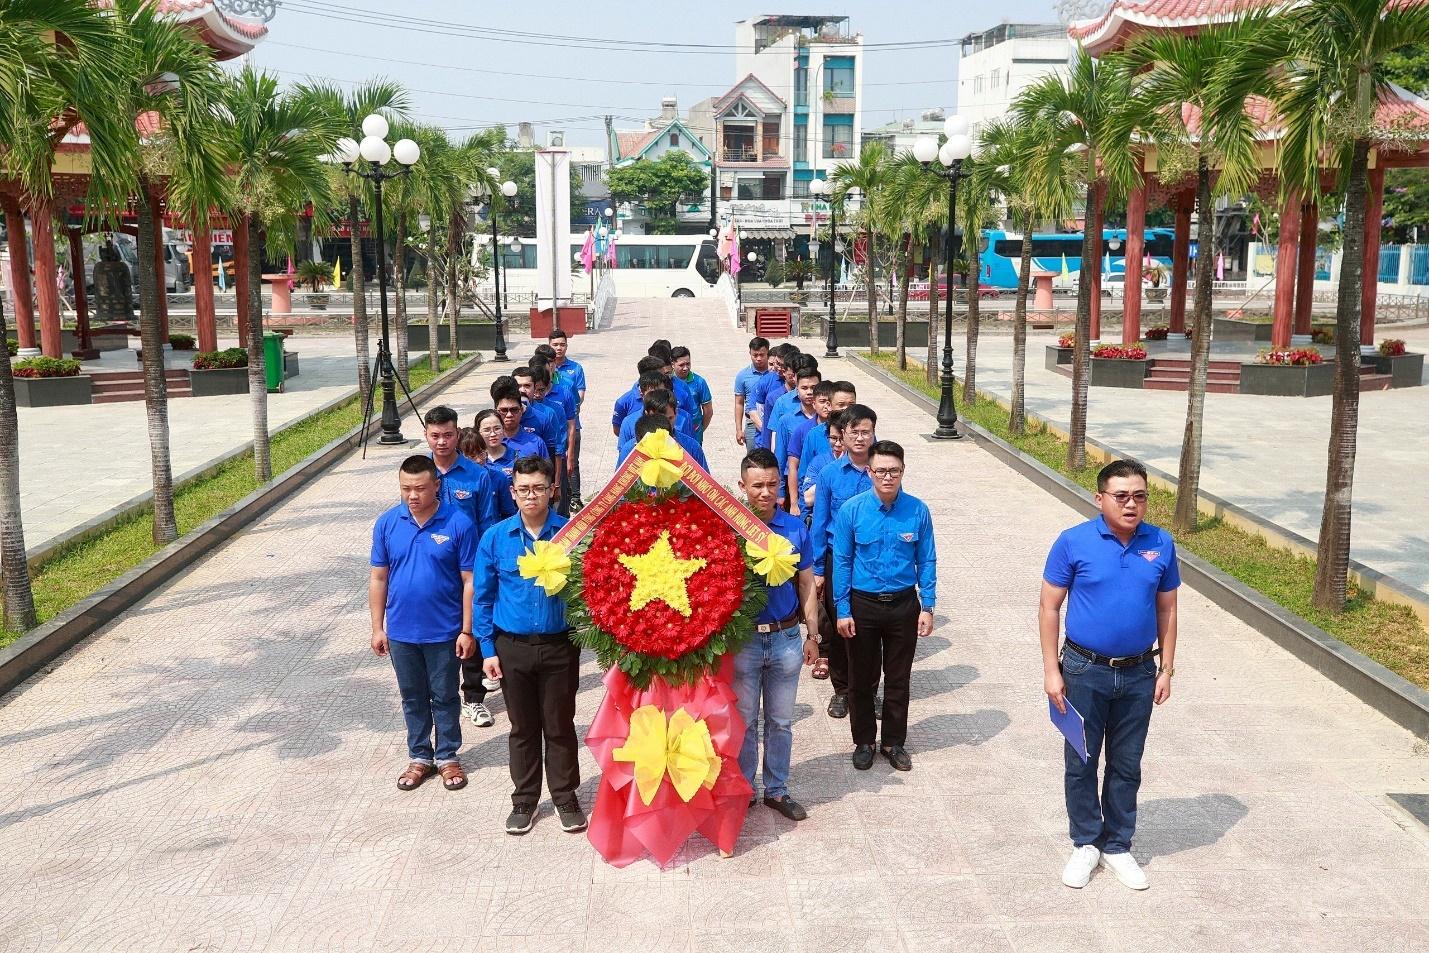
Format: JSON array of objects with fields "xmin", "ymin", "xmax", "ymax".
[{"xmin": 1039, "ymin": 459, "xmax": 1179, "ymax": 892}]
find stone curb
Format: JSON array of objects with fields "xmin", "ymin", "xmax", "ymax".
[
  {"xmin": 0, "ymin": 354, "xmax": 484, "ymax": 699},
  {"xmin": 848, "ymin": 352, "xmax": 1429, "ymax": 739}
]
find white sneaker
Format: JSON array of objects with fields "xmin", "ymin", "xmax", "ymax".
[
  {"xmin": 481, "ymin": 675, "xmax": 501, "ymax": 692},
  {"xmin": 1100, "ymin": 851, "xmax": 1149, "ymax": 890},
  {"xmin": 462, "ymin": 701, "xmax": 495, "ymax": 727},
  {"xmin": 1061, "ymin": 845, "xmax": 1100, "ymax": 888}
]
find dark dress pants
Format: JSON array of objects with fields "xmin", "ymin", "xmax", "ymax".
[
  {"xmin": 817, "ymin": 554, "xmax": 851, "ymax": 695},
  {"xmin": 497, "ymin": 632, "xmax": 581, "ymax": 809},
  {"xmin": 846, "ymin": 589, "xmax": 919, "ymax": 747}
]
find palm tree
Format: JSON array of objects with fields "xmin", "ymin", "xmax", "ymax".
[
  {"xmin": 1259, "ymin": 0, "xmax": 1429, "ymax": 610},
  {"xmin": 1016, "ymin": 46, "xmax": 1135, "ymax": 471},
  {"xmin": 877, "ymin": 152, "xmax": 943, "ymax": 371},
  {"xmin": 225, "ymin": 65, "xmax": 336, "ymax": 483},
  {"xmin": 832, "ymin": 141, "xmax": 889, "ymax": 355},
  {"xmin": 958, "ymin": 154, "xmax": 996, "ymax": 406},
  {"xmin": 1120, "ymin": 17, "xmax": 1269, "ymax": 535},
  {"xmin": 297, "ymin": 79, "xmax": 409, "ymax": 397}
]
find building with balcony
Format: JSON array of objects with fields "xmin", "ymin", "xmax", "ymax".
[{"xmin": 957, "ymin": 23, "xmax": 1071, "ymax": 146}]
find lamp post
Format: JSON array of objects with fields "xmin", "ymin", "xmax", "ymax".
[
  {"xmin": 336, "ymin": 115, "xmax": 420, "ymax": 444},
  {"xmin": 808, "ymin": 176, "xmax": 841, "ymax": 358},
  {"xmin": 478, "ymin": 170, "xmax": 517, "ymax": 361},
  {"xmin": 913, "ymin": 115, "xmax": 973, "ymax": 440}
]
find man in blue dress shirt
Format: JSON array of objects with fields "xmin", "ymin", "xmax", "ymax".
[
  {"xmin": 525, "ymin": 359, "xmax": 578, "ymax": 517},
  {"xmin": 488, "ymin": 382, "xmax": 549, "ymax": 464},
  {"xmin": 646, "ymin": 341, "xmax": 701, "ymax": 423},
  {"xmin": 832, "ymin": 440, "xmax": 936, "ymax": 773},
  {"xmin": 734, "ymin": 449, "xmax": 819, "ymax": 821},
  {"xmin": 423, "ymin": 405, "xmax": 496, "ymax": 546},
  {"xmin": 733, "ymin": 336, "xmax": 774, "ymax": 447},
  {"xmin": 547, "ymin": 329, "xmax": 586, "ymax": 507},
  {"xmin": 754, "ymin": 345, "xmax": 799, "ymax": 450},
  {"xmin": 631, "ymin": 412, "xmax": 708, "ymax": 473},
  {"xmin": 671, "ymin": 345, "xmax": 714, "ymax": 444},
  {"xmin": 788, "ymin": 380, "xmax": 856, "ymax": 498},
  {"xmin": 776, "ymin": 369, "xmax": 823, "ymax": 513},
  {"xmin": 610, "ymin": 356, "xmax": 668, "ymax": 433},
  {"xmin": 1040, "ymin": 459, "xmax": 1179, "ymax": 892},
  {"xmin": 511, "ymin": 368, "xmax": 567, "ymax": 512},
  {"xmin": 616, "ymin": 385, "xmax": 697, "ymax": 462},
  {"xmin": 475, "ymin": 456, "xmax": 585, "ymax": 836},
  {"xmin": 370, "ymin": 455, "xmax": 478, "ymax": 793}
]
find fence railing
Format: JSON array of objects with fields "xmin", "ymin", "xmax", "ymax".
[{"xmin": 592, "ymin": 274, "xmax": 617, "ymax": 331}]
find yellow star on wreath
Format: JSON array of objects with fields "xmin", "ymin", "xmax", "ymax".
[{"xmin": 617, "ymin": 530, "xmax": 707, "ymax": 617}]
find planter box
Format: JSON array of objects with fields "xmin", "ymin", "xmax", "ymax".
[
  {"xmin": 1090, "ymin": 357, "xmax": 1149, "ymax": 389},
  {"xmin": 1374, "ymin": 351, "xmax": 1424, "ymax": 388},
  {"xmin": 1045, "ymin": 345, "xmax": 1073, "ymax": 371},
  {"xmin": 304, "ymin": 293, "xmax": 330, "ymax": 310},
  {"xmin": 406, "ymin": 321, "xmax": 502, "ymax": 351},
  {"xmin": 529, "ymin": 306, "xmax": 587, "ymax": 338},
  {"xmin": 1238, "ymin": 361, "xmax": 1335, "ymax": 397},
  {"xmin": 829, "ymin": 320, "xmax": 930, "ymax": 349},
  {"xmin": 86, "ymin": 324, "xmax": 133, "ymax": 352},
  {"xmin": 13, "ymin": 374, "xmax": 92, "ymax": 407},
  {"xmin": 283, "ymin": 351, "xmax": 299, "ymax": 380},
  {"xmin": 188, "ymin": 366, "xmax": 250, "ymax": 396},
  {"xmin": 1213, "ymin": 317, "xmax": 1272, "ymax": 343}
]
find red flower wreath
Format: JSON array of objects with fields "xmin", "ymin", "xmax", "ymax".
[{"xmin": 582, "ymin": 496, "xmax": 746, "ymax": 659}]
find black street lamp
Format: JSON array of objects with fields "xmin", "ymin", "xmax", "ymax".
[
  {"xmin": 336, "ymin": 115, "xmax": 420, "ymax": 445},
  {"xmin": 478, "ymin": 169, "xmax": 518, "ymax": 361},
  {"xmin": 808, "ymin": 176, "xmax": 843, "ymax": 359},
  {"xmin": 914, "ymin": 115, "xmax": 973, "ymax": 440}
]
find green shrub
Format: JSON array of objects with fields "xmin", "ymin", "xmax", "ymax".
[
  {"xmin": 169, "ymin": 333, "xmax": 196, "ymax": 350},
  {"xmin": 5, "ymin": 337, "xmax": 16, "ymax": 357},
  {"xmin": 192, "ymin": 347, "xmax": 248, "ymax": 370},
  {"xmin": 12, "ymin": 356, "xmax": 81, "ymax": 378},
  {"xmin": 765, "ymin": 258, "xmax": 786, "ymax": 288},
  {"xmin": 295, "ymin": 259, "xmax": 333, "ymax": 292}
]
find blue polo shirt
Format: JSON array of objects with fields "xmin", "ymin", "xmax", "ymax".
[
  {"xmin": 758, "ymin": 508, "xmax": 813, "ymax": 625},
  {"xmin": 371, "ymin": 501, "xmax": 477, "ymax": 644},
  {"xmin": 768, "ymin": 389, "xmax": 804, "ymax": 449},
  {"xmin": 791, "ymin": 421, "xmax": 831, "ymax": 464},
  {"xmin": 616, "ymin": 423, "xmax": 709, "ymax": 472},
  {"xmin": 755, "ymin": 378, "xmax": 789, "ymax": 449},
  {"xmin": 432, "ymin": 453, "xmax": 495, "ymax": 539},
  {"xmin": 776, "ymin": 408, "xmax": 818, "ymax": 479},
  {"xmin": 1043, "ymin": 516, "xmax": 1180, "ymax": 658},
  {"xmin": 480, "ymin": 459, "xmax": 517, "ymax": 519},
  {"xmin": 617, "ymin": 404, "xmax": 695, "ymax": 444},
  {"xmin": 504, "ymin": 428, "xmax": 549, "ymax": 463},
  {"xmin": 472, "ymin": 510, "xmax": 571, "ymax": 656},
  {"xmin": 522, "ymin": 399, "xmax": 565, "ymax": 457},
  {"xmin": 831, "ymin": 489, "xmax": 937, "ymax": 618},
  {"xmin": 544, "ymin": 382, "xmax": 579, "ymax": 424},
  {"xmin": 734, "ymin": 364, "xmax": 777, "ymax": 415},
  {"xmin": 810, "ymin": 455, "xmax": 872, "ymax": 574},
  {"xmin": 552, "ymin": 357, "xmax": 586, "ymax": 399},
  {"xmin": 799, "ymin": 449, "xmax": 835, "ymax": 495},
  {"xmin": 677, "ymin": 370, "xmax": 713, "ymax": 439}
]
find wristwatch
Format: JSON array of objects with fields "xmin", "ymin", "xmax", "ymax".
[{"xmin": 1158, "ymin": 664, "xmax": 1175, "ymax": 676}]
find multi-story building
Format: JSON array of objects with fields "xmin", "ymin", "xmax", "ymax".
[
  {"xmin": 603, "ymin": 99, "xmax": 714, "ymax": 233},
  {"xmin": 862, "ymin": 110, "xmax": 948, "ymax": 156},
  {"xmin": 956, "ymin": 23, "xmax": 1070, "ymax": 144}
]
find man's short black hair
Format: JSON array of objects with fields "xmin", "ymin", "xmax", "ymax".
[
  {"xmin": 772, "ymin": 343, "xmax": 800, "ymax": 362},
  {"xmin": 532, "ymin": 344, "xmax": 557, "ymax": 363},
  {"xmin": 813, "ymin": 380, "xmax": 836, "ymax": 399},
  {"xmin": 670, "ymin": 345, "xmax": 691, "ymax": 361},
  {"xmin": 651, "ymin": 338, "xmax": 672, "ymax": 353},
  {"xmin": 642, "ymin": 388, "xmax": 673, "ymax": 415},
  {"xmin": 749, "ymin": 336, "xmax": 769, "ymax": 351},
  {"xmin": 791, "ymin": 354, "xmax": 818, "ymax": 376},
  {"xmin": 1097, "ymin": 458, "xmax": 1149, "ymax": 491},
  {"xmin": 423, "ymin": 405, "xmax": 459, "ymax": 428},
  {"xmin": 647, "ymin": 343, "xmax": 673, "ymax": 364},
  {"xmin": 869, "ymin": 440, "xmax": 904, "ymax": 463},
  {"xmin": 636, "ymin": 355, "xmax": 665, "ymax": 376},
  {"xmin": 548, "ymin": 328, "xmax": 568, "ymax": 341},
  {"xmin": 513, "ymin": 455, "xmax": 555, "ymax": 481},
  {"xmin": 843, "ymin": 404, "xmax": 877, "ymax": 429},
  {"xmin": 400, "ymin": 455, "xmax": 440, "ymax": 480},
  {"xmin": 514, "ymin": 363, "xmax": 550, "ymax": 387},
  {"xmin": 634, "ymin": 413, "xmax": 672, "ymax": 439},
  {"xmin": 832, "ymin": 380, "xmax": 857, "ymax": 397},
  {"xmin": 638, "ymin": 371, "xmax": 666, "ymax": 393},
  {"xmin": 740, "ymin": 448, "xmax": 779, "ymax": 476},
  {"xmin": 828, "ymin": 410, "xmax": 848, "ymax": 433},
  {"xmin": 490, "ymin": 376, "xmax": 519, "ymax": 402},
  {"xmin": 796, "ymin": 364, "xmax": 822, "ymax": 383}
]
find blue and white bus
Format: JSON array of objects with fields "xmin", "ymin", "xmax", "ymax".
[{"xmin": 977, "ymin": 228, "xmax": 1177, "ymax": 289}]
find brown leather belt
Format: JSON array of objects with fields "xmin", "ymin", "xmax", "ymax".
[{"xmin": 755, "ymin": 612, "xmax": 801, "ymax": 634}]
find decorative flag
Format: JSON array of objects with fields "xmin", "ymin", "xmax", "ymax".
[
  {"xmin": 595, "ymin": 224, "xmax": 607, "ymax": 255},
  {"xmin": 729, "ymin": 230, "xmax": 742, "ymax": 277},
  {"xmin": 332, "ymin": 258, "xmax": 341, "ymax": 289},
  {"xmin": 581, "ymin": 228, "xmax": 596, "ymax": 274},
  {"xmin": 1103, "ymin": 251, "xmax": 1110, "ymax": 274},
  {"xmin": 218, "ymin": 256, "xmax": 227, "ymax": 291},
  {"xmin": 1252, "ymin": 212, "xmax": 1262, "ymax": 239},
  {"xmin": 1060, "ymin": 253, "xmax": 1070, "ymax": 282},
  {"xmin": 286, "ymin": 256, "xmax": 295, "ymax": 290},
  {"xmin": 717, "ymin": 222, "xmax": 734, "ymax": 262},
  {"xmin": 605, "ymin": 229, "xmax": 618, "ymax": 268},
  {"xmin": 1216, "ymin": 252, "xmax": 1225, "ymax": 281}
]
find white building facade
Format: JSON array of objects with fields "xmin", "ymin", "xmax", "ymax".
[{"xmin": 956, "ymin": 23, "xmax": 1071, "ymax": 145}]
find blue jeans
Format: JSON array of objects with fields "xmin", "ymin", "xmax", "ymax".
[
  {"xmin": 389, "ymin": 638, "xmax": 462, "ymax": 765},
  {"xmin": 1061, "ymin": 649, "xmax": 1157, "ymax": 854},
  {"xmin": 733, "ymin": 624, "xmax": 805, "ymax": 799}
]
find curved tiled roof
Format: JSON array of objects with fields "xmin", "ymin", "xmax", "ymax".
[{"xmin": 1069, "ymin": 0, "xmax": 1279, "ymax": 55}]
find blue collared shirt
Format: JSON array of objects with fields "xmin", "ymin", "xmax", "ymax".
[
  {"xmin": 544, "ymin": 382, "xmax": 579, "ymax": 423},
  {"xmin": 616, "ymin": 423, "xmax": 709, "ymax": 472},
  {"xmin": 799, "ymin": 449, "xmax": 835, "ymax": 494},
  {"xmin": 371, "ymin": 501, "xmax": 477, "ymax": 644},
  {"xmin": 522, "ymin": 399, "xmax": 565, "ymax": 457},
  {"xmin": 791, "ymin": 421, "xmax": 830, "ymax": 464},
  {"xmin": 755, "ymin": 378, "xmax": 790, "ymax": 449},
  {"xmin": 776, "ymin": 409, "xmax": 818, "ymax": 479},
  {"xmin": 677, "ymin": 371, "xmax": 713, "ymax": 436},
  {"xmin": 552, "ymin": 357, "xmax": 586, "ymax": 399},
  {"xmin": 1043, "ymin": 516, "xmax": 1180, "ymax": 657},
  {"xmin": 472, "ymin": 510, "xmax": 571, "ymax": 656},
  {"xmin": 734, "ymin": 364, "xmax": 777, "ymax": 409},
  {"xmin": 616, "ymin": 405, "xmax": 695, "ymax": 451},
  {"xmin": 831, "ymin": 489, "xmax": 937, "ymax": 618},
  {"xmin": 504, "ymin": 428, "xmax": 549, "ymax": 462},
  {"xmin": 433, "ymin": 453, "xmax": 495, "ymax": 539},
  {"xmin": 758, "ymin": 508, "xmax": 813, "ymax": 624},
  {"xmin": 768, "ymin": 389, "xmax": 803, "ymax": 449},
  {"xmin": 611, "ymin": 377, "xmax": 699, "ymax": 430},
  {"xmin": 480, "ymin": 458, "xmax": 517, "ymax": 519},
  {"xmin": 810, "ymin": 455, "xmax": 872, "ymax": 574}
]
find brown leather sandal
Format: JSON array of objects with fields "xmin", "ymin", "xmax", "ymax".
[
  {"xmin": 438, "ymin": 762, "xmax": 467, "ymax": 791},
  {"xmin": 397, "ymin": 762, "xmax": 435, "ymax": 791},
  {"xmin": 811, "ymin": 657, "xmax": 830, "ymax": 680}
]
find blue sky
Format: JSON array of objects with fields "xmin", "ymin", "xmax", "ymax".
[{"xmin": 243, "ymin": 1, "xmax": 1060, "ymax": 146}]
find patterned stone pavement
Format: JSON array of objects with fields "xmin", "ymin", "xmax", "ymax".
[{"xmin": 2, "ymin": 299, "xmax": 1428, "ymax": 953}]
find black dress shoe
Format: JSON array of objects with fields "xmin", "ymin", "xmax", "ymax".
[
  {"xmin": 827, "ymin": 693, "xmax": 849, "ymax": 718},
  {"xmin": 881, "ymin": 745, "xmax": 912, "ymax": 771},
  {"xmin": 763, "ymin": 796, "xmax": 808, "ymax": 821},
  {"xmin": 852, "ymin": 744, "xmax": 875, "ymax": 770}
]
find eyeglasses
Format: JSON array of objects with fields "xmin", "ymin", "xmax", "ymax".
[
  {"xmin": 477, "ymin": 427, "xmax": 503, "ymax": 437},
  {"xmin": 495, "ymin": 407, "xmax": 521, "ymax": 416},
  {"xmin": 513, "ymin": 485, "xmax": 551, "ymax": 497},
  {"xmin": 871, "ymin": 467, "xmax": 903, "ymax": 479},
  {"xmin": 1107, "ymin": 491, "xmax": 1149, "ymax": 505},
  {"xmin": 845, "ymin": 430, "xmax": 874, "ymax": 440}
]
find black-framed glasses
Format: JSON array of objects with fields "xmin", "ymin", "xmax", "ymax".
[
  {"xmin": 871, "ymin": 467, "xmax": 903, "ymax": 479},
  {"xmin": 513, "ymin": 484, "xmax": 551, "ymax": 497}
]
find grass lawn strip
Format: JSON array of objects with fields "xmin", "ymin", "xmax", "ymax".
[
  {"xmin": 866, "ymin": 352, "xmax": 1429, "ymax": 690},
  {"xmin": 1, "ymin": 355, "xmax": 465, "ymax": 647}
]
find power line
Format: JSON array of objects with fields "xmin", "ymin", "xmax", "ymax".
[{"xmin": 261, "ymin": 66, "xmax": 650, "ymax": 111}]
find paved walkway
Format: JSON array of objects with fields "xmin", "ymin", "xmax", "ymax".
[{"xmin": 1, "ymin": 301, "xmax": 1427, "ymax": 952}]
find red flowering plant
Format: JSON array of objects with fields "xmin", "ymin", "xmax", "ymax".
[
  {"xmin": 1144, "ymin": 326, "xmax": 1170, "ymax": 341},
  {"xmin": 1057, "ymin": 332, "xmax": 1075, "ymax": 348},
  {"xmin": 1092, "ymin": 342, "xmax": 1148, "ymax": 360},
  {"xmin": 1379, "ymin": 338, "xmax": 1407, "ymax": 357},
  {"xmin": 566, "ymin": 484, "xmax": 766, "ymax": 687},
  {"xmin": 1257, "ymin": 347, "xmax": 1324, "ymax": 366}
]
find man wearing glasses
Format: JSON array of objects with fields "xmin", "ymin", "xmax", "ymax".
[
  {"xmin": 1040, "ymin": 459, "xmax": 1179, "ymax": 892},
  {"xmin": 831, "ymin": 440, "xmax": 936, "ymax": 773}
]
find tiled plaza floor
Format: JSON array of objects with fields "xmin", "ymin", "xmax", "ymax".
[{"xmin": 1, "ymin": 300, "xmax": 1427, "ymax": 952}]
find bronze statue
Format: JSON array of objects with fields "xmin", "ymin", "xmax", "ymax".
[{"xmin": 91, "ymin": 241, "xmax": 134, "ymax": 323}]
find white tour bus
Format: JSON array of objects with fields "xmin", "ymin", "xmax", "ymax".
[{"xmin": 481, "ymin": 233, "xmax": 722, "ymax": 300}]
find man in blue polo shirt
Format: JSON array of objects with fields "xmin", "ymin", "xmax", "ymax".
[
  {"xmin": 647, "ymin": 341, "xmax": 700, "ymax": 423},
  {"xmin": 370, "ymin": 455, "xmax": 478, "ymax": 794},
  {"xmin": 525, "ymin": 358, "xmax": 577, "ymax": 516},
  {"xmin": 424, "ymin": 405, "xmax": 496, "ymax": 541},
  {"xmin": 789, "ymin": 380, "xmax": 856, "ymax": 495},
  {"xmin": 1041, "ymin": 459, "xmax": 1179, "ymax": 893},
  {"xmin": 489, "ymin": 382, "xmax": 549, "ymax": 463},
  {"xmin": 776, "ymin": 368, "xmax": 822, "ymax": 513},
  {"xmin": 671, "ymin": 345, "xmax": 713, "ymax": 444},
  {"xmin": 733, "ymin": 449, "xmax": 819, "ymax": 821},
  {"xmin": 547, "ymin": 330, "xmax": 586, "ymax": 508},
  {"xmin": 615, "ymin": 377, "xmax": 696, "ymax": 455},
  {"xmin": 832, "ymin": 440, "xmax": 936, "ymax": 774},
  {"xmin": 754, "ymin": 345, "xmax": 799, "ymax": 450},
  {"xmin": 733, "ymin": 336, "xmax": 774, "ymax": 447},
  {"xmin": 611, "ymin": 356, "xmax": 668, "ymax": 433},
  {"xmin": 510, "ymin": 368, "xmax": 566, "ymax": 509},
  {"xmin": 631, "ymin": 412, "xmax": 708, "ymax": 473},
  {"xmin": 475, "ymin": 456, "xmax": 585, "ymax": 837}
]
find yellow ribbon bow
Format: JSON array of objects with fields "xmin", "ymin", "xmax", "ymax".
[
  {"xmin": 634, "ymin": 429, "xmax": 685, "ymax": 489},
  {"xmin": 746, "ymin": 532, "xmax": 800, "ymax": 587},
  {"xmin": 612, "ymin": 704, "xmax": 722, "ymax": 805},
  {"xmin": 516, "ymin": 539, "xmax": 572, "ymax": 596}
]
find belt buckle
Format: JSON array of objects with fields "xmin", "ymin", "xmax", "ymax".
[
  {"xmin": 877, "ymin": 592, "xmax": 895, "ymax": 603},
  {"xmin": 1108, "ymin": 654, "xmax": 1137, "ymax": 669}
]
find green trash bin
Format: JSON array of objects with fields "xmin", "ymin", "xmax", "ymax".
[{"xmin": 263, "ymin": 332, "xmax": 285, "ymax": 393}]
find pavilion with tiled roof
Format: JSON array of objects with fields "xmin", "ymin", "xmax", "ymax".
[{"xmin": 1068, "ymin": 0, "xmax": 1429, "ymax": 351}]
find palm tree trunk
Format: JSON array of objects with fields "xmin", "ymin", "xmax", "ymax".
[
  {"xmin": 393, "ymin": 209, "xmax": 409, "ymax": 387},
  {"xmin": 0, "ymin": 296, "xmax": 36, "ymax": 631},
  {"xmin": 865, "ymin": 229, "xmax": 879, "ymax": 355},
  {"xmin": 1173, "ymin": 157, "xmax": 1216, "ymax": 534},
  {"xmin": 926, "ymin": 239, "xmax": 939, "ymax": 387},
  {"xmin": 426, "ymin": 224, "xmax": 439, "ymax": 373},
  {"xmin": 349, "ymin": 194, "xmax": 371, "ymax": 396},
  {"xmin": 964, "ymin": 245, "xmax": 982, "ymax": 405},
  {"xmin": 243, "ymin": 216, "xmax": 271, "ymax": 484},
  {"xmin": 446, "ymin": 214, "xmax": 461, "ymax": 363},
  {"xmin": 1313, "ymin": 138, "xmax": 1370, "ymax": 612},
  {"xmin": 1011, "ymin": 209, "xmax": 1035, "ymax": 435},
  {"xmin": 136, "ymin": 186, "xmax": 177, "ymax": 545},
  {"xmin": 1068, "ymin": 163, "xmax": 1099, "ymax": 472},
  {"xmin": 896, "ymin": 232, "xmax": 911, "ymax": 371}
]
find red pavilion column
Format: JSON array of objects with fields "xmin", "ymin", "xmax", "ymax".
[
  {"xmin": 1360, "ymin": 165, "xmax": 1386, "ymax": 350},
  {"xmin": 3, "ymin": 195, "xmax": 37, "ymax": 353},
  {"xmin": 1169, "ymin": 191, "xmax": 1191, "ymax": 335},
  {"xmin": 29, "ymin": 193, "xmax": 63, "ymax": 358},
  {"xmin": 1271, "ymin": 189, "xmax": 1302, "ymax": 349},
  {"xmin": 1122, "ymin": 176, "xmax": 1147, "ymax": 344},
  {"xmin": 1293, "ymin": 197, "xmax": 1318, "ymax": 340},
  {"xmin": 192, "ymin": 219, "xmax": 217, "ymax": 352},
  {"xmin": 1087, "ymin": 179, "xmax": 1104, "ymax": 342},
  {"xmin": 233, "ymin": 215, "xmax": 251, "ymax": 347}
]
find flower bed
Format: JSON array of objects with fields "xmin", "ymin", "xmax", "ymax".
[
  {"xmin": 11, "ymin": 358, "xmax": 91, "ymax": 406},
  {"xmin": 1092, "ymin": 342, "xmax": 1148, "ymax": 361},
  {"xmin": 1379, "ymin": 338, "xmax": 1407, "ymax": 357},
  {"xmin": 191, "ymin": 347, "xmax": 248, "ymax": 370},
  {"xmin": 1145, "ymin": 326, "xmax": 1169, "ymax": 341},
  {"xmin": 12, "ymin": 357, "xmax": 81, "ymax": 378},
  {"xmin": 1257, "ymin": 347, "xmax": 1323, "ymax": 366},
  {"xmin": 1311, "ymin": 328, "xmax": 1334, "ymax": 345},
  {"xmin": 1089, "ymin": 343, "xmax": 1149, "ymax": 388},
  {"xmin": 1241, "ymin": 349, "xmax": 1334, "ymax": 396},
  {"xmin": 1057, "ymin": 332, "xmax": 1075, "ymax": 348},
  {"xmin": 1373, "ymin": 339, "xmax": 1423, "ymax": 388}
]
